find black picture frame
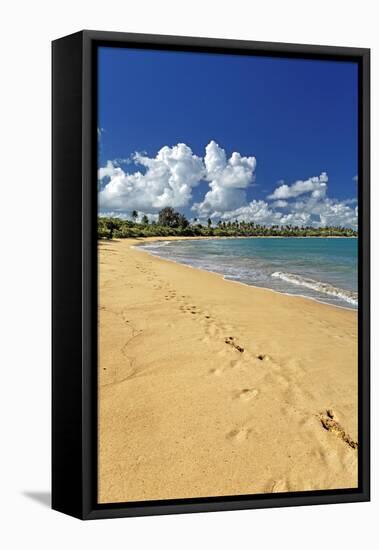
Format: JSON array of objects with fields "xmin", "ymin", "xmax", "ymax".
[{"xmin": 52, "ymin": 30, "xmax": 370, "ymax": 520}]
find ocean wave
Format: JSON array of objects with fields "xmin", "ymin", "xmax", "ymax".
[
  {"xmin": 140, "ymin": 240, "xmax": 172, "ymax": 250},
  {"xmin": 271, "ymin": 271, "xmax": 358, "ymax": 306}
]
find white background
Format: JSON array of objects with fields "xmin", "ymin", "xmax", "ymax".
[{"xmin": 0, "ymin": 1, "xmax": 376, "ymax": 548}]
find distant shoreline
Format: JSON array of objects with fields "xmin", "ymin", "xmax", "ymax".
[
  {"xmin": 100, "ymin": 235, "xmax": 357, "ymax": 245},
  {"xmin": 98, "ymin": 215, "xmax": 358, "ymax": 240},
  {"xmin": 135, "ymin": 235, "xmax": 357, "ymax": 240}
]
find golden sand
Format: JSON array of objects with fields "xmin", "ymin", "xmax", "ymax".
[{"xmin": 98, "ymin": 237, "xmax": 358, "ymax": 503}]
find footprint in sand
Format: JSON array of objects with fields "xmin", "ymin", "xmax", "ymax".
[
  {"xmin": 256, "ymin": 353, "xmax": 271, "ymax": 361},
  {"xmin": 209, "ymin": 367, "xmax": 223, "ymax": 376},
  {"xmin": 180, "ymin": 304, "xmax": 200, "ymax": 315},
  {"xmin": 233, "ymin": 388, "xmax": 259, "ymax": 401},
  {"xmin": 206, "ymin": 324, "xmax": 219, "ymax": 337},
  {"xmin": 318, "ymin": 409, "xmax": 358, "ymax": 450},
  {"xmin": 225, "ymin": 336, "xmax": 244, "ymax": 353},
  {"xmin": 269, "ymin": 479, "xmax": 290, "ymax": 493},
  {"xmin": 164, "ymin": 290, "xmax": 177, "ymax": 301},
  {"xmin": 226, "ymin": 427, "xmax": 251, "ymax": 443}
]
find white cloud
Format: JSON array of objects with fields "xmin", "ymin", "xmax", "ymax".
[
  {"xmin": 271, "ymin": 200, "xmax": 288, "ymax": 208},
  {"xmin": 99, "ymin": 211, "xmax": 158, "ymax": 222},
  {"xmin": 314, "ymin": 200, "xmax": 358, "ymax": 228},
  {"xmin": 98, "ymin": 141, "xmax": 357, "ymax": 229},
  {"xmin": 279, "ymin": 211, "xmax": 312, "ymax": 226},
  {"xmin": 267, "ymin": 172, "xmax": 328, "ymax": 200},
  {"xmin": 291, "ymin": 194, "xmax": 358, "ymax": 229},
  {"xmin": 217, "ymin": 197, "xmax": 357, "ymax": 229},
  {"xmin": 219, "ymin": 170, "xmax": 357, "ymax": 229},
  {"xmin": 98, "ymin": 160, "xmax": 118, "ymax": 180},
  {"xmin": 98, "ymin": 143, "xmax": 204, "ymax": 213},
  {"xmin": 221, "ymin": 200, "xmax": 282, "ymax": 225},
  {"xmin": 341, "ymin": 198, "xmax": 357, "ymax": 205},
  {"xmin": 192, "ymin": 141, "xmax": 256, "ymax": 217}
]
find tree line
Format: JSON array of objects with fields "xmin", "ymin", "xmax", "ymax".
[{"xmin": 98, "ymin": 207, "xmax": 357, "ymax": 239}]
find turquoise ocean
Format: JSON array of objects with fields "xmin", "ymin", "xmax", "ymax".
[{"xmin": 139, "ymin": 237, "xmax": 358, "ymax": 309}]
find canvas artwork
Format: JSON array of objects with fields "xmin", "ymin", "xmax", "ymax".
[{"xmin": 97, "ymin": 46, "xmax": 359, "ymax": 504}]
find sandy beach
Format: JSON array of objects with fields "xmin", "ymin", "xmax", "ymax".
[{"xmin": 98, "ymin": 237, "xmax": 358, "ymax": 503}]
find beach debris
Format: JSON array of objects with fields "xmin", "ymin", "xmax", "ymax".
[
  {"xmin": 319, "ymin": 409, "xmax": 358, "ymax": 450},
  {"xmin": 225, "ymin": 336, "xmax": 244, "ymax": 353}
]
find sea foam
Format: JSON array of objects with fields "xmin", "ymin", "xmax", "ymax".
[{"xmin": 271, "ymin": 271, "xmax": 358, "ymax": 306}]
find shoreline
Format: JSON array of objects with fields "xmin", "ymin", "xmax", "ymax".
[
  {"xmin": 133, "ymin": 236, "xmax": 357, "ymax": 312},
  {"xmin": 127, "ymin": 234, "xmax": 358, "ymax": 240},
  {"xmin": 98, "ymin": 237, "xmax": 358, "ymax": 503}
]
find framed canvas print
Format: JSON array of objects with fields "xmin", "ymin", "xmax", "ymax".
[{"xmin": 52, "ymin": 30, "xmax": 370, "ymax": 519}]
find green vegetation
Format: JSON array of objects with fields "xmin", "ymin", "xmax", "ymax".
[{"xmin": 98, "ymin": 207, "xmax": 357, "ymax": 240}]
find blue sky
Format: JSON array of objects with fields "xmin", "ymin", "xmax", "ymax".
[{"xmin": 98, "ymin": 46, "xmax": 358, "ymax": 228}]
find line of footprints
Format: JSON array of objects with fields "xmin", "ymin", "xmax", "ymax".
[
  {"xmin": 163, "ymin": 284, "xmax": 275, "ymax": 445},
  {"xmin": 165, "ymin": 285, "xmax": 357, "ymax": 450},
  {"xmin": 138, "ymin": 263, "xmax": 356, "ymax": 451}
]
